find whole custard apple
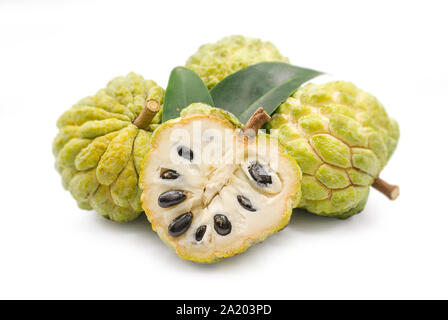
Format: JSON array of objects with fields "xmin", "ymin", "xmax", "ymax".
[
  {"xmin": 53, "ymin": 72, "xmax": 164, "ymax": 223},
  {"xmin": 185, "ymin": 35, "xmax": 289, "ymax": 89},
  {"xmin": 267, "ymin": 81, "xmax": 399, "ymax": 219},
  {"xmin": 140, "ymin": 104, "xmax": 301, "ymax": 262}
]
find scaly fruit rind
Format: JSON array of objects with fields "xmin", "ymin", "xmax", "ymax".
[
  {"xmin": 185, "ymin": 35, "xmax": 289, "ymax": 89},
  {"xmin": 53, "ymin": 72, "xmax": 164, "ymax": 223},
  {"xmin": 268, "ymin": 81, "xmax": 399, "ymax": 218}
]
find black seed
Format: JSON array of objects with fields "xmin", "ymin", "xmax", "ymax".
[
  {"xmin": 177, "ymin": 145, "xmax": 194, "ymax": 161},
  {"xmin": 214, "ymin": 214, "xmax": 232, "ymax": 236},
  {"xmin": 248, "ymin": 162, "xmax": 272, "ymax": 185},
  {"xmin": 158, "ymin": 190, "xmax": 186, "ymax": 208},
  {"xmin": 161, "ymin": 169, "xmax": 180, "ymax": 180},
  {"xmin": 168, "ymin": 212, "xmax": 193, "ymax": 237},
  {"xmin": 237, "ymin": 195, "xmax": 256, "ymax": 212},
  {"xmin": 195, "ymin": 225, "xmax": 207, "ymax": 241}
]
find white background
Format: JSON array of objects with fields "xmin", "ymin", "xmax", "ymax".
[{"xmin": 0, "ymin": 0, "xmax": 447, "ymax": 300}]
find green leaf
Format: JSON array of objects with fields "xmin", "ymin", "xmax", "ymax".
[
  {"xmin": 162, "ymin": 67, "xmax": 214, "ymax": 122},
  {"xmin": 210, "ymin": 62, "xmax": 323, "ymax": 123}
]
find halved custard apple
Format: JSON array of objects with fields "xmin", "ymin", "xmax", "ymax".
[{"xmin": 140, "ymin": 104, "xmax": 301, "ymax": 263}]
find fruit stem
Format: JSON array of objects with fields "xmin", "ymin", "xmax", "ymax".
[
  {"xmin": 372, "ymin": 177, "xmax": 400, "ymax": 200},
  {"xmin": 133, "ymin": 99, "xmax": 160, "ymax": 130},
  {"xmin": 243, "ymin": 107, "xmax": 271, "ymax": 136}
]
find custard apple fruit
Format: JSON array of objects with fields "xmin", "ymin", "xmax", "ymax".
[
  {"xmin": 267, "ymin": 81, "xmax": 399, "ymax": 219},
  {"xmin": 185, "ymin": 35, "xmax": 289, "ymax": 89},
  {"xmin": 140, "ymin": 104, "xmax": 301, "ymax": 262},
  {"xmin": 53, "ymin": 72, "xmax": 164, "ymax": 223}
]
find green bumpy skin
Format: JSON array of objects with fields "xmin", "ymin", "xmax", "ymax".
[
  {"xmin": 179, "ymin": 102, "xmax": 242, "ymax": 127},
  {"xmin": 53, "ymin": 72, "xmax": 164, "ymax": 223},
  {"xmin": 185, "ymin": 35, "xmax": 289, "ymax": 89},
  {"xmin": 267, "ymin": 81, "xmax": 399, "ymax": 218}
]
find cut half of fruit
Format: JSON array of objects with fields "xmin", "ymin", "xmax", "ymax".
[{"xmin": 140, "ymin": 104, "xmax": 301, "ymax": 263}]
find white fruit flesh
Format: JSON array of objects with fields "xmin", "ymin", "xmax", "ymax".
[{"xmin": 141, "ymin": 115, "xmax": 300, "ymax": 262}]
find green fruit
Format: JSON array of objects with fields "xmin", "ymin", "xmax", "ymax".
[
  {"xmin": 267, "ymin": 81, "xmax": 399, "ymax": 218},
  {"xmin": 53, "ymin": 72, "xmax": 164, "ymax": 223},
  {"xmin": 140, "ymin": 104, "xmax": 301, "ymax": 263},
  {"xmin": 185, "ymin": 35, "xmax": 289, "ymax": 89}
]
